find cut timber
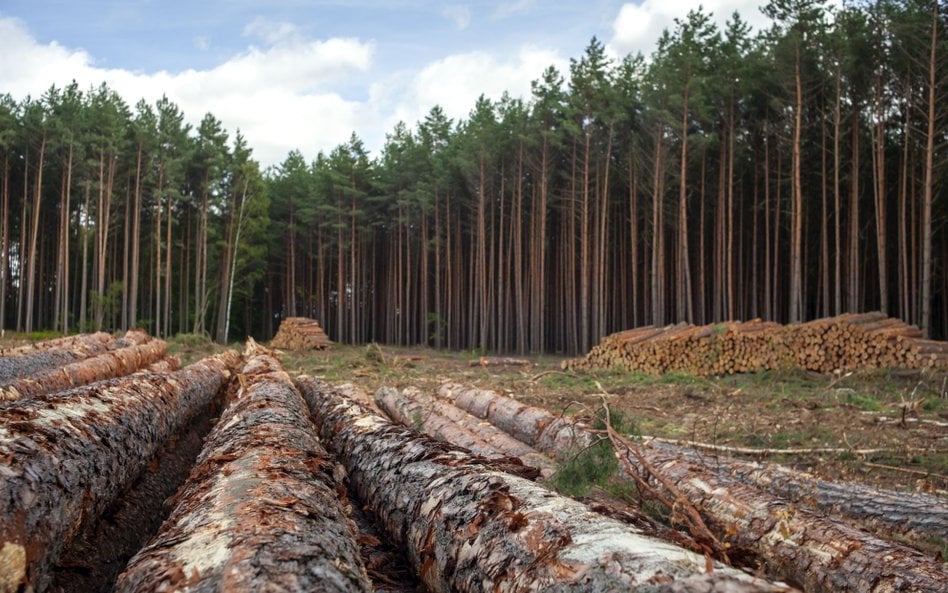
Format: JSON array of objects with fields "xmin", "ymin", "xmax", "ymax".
[
  {"xmin": 375, "ymin": 386, "xmax": 556, "ymax": 478},
  {"xmin": 0, "ymin": 338, "xmax": 168, "ymax": 402},
  {"xmin": 270, "ymin": 316, "xmax": 332, "ymax": 350},
  {"xmin": 565, "ymin": 314, "xmax": 948, "ymax": 376},
  {"xmin": 468, "ymin": 356, "xmax": 532, "ymax": 368},
  {"xmin": 297, "ymin": 375, "xmax": 790, "ymax": 593},
  {"xmin": 114, "ymin": 341, "xmax": 371, "ymax": 593},
  {"xmin": 0, "ymin": 350, "xmax": 240, "ymax": 593},
  {"xmin": 439, "ymin": 383, "xmax": 948, "ymax": 593},
  {"xmin": 0, "ymin": 332, "xmax": 113, "ymax": 383},
  {"xmin": 50, "ymin": 386, "xmax": 221, "ymax": 593},
  {"xmin": 647, "ymin": 440, "xmax": 948, "ymax": 551}
]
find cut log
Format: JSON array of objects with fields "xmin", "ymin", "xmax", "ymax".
[
  {"xmin": 297, "ymin": 375, "xmax": 791, "ymax": 593},
  {"xmin": 49, "ymin": 388, "xmax": 221, "ymax": 593},
  {"xmin": 349, "ymin": 502, "xmax": 421, "ymax": 593},
  {"xmin": 0, "ymin": 350, "xmax": 240, "ymax": 593},
  {"xmin": 375, "ymin": 386, "xmax": 556, "ymax": 478},
  {"xmin": 648, "ymin": 440, "xmax": 948, "ymax": 552},
  {"xmin": 468, "ymin": 356, "xmax": 532, "ymax": 368},
  {"xmin": 564, "ymin": 314, "xmax": 947, "ymax": 376},
  {"xmin": 0, "ymin": 332, "xmax": 113, "ymax": 383},
  {"xmin": 0, "ymin": 338, "xmax": 169, "ymax": 402},
  {"xmin": 438, "ymin": 383, "xmax": 948, "ymax": 593},
  {"xmin": 114, "ymin": 341, "xmax": 371, "ymax": 593},
  {"xmin": 270, "ymin": 316, "xmax": 332, "ymax": 350}
]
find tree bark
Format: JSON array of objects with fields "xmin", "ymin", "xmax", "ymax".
[
  {"xmin": 0, "ymin": 350, "xmax": 240, "ymax": 593},
  {"xmin": 114, "ymin": 344, "xmax": 372, "ymax": 593},
  {"xmin": 656, "ymin": 442, "xmax": 948, "ymax": 550},
  {"xmin": 0, "ymin": 332, "xmax": 113, "ymax": 383},
  {"xmin": 297, "ymin": 376, "xmax": 789, "ymax": 593},
  {"xmin": 0, "ymin": 336, "xmax": 168, "ymax": 402},
  {"xmin": 375, "ymin": 386, "xmax": 555, "ymax": 477},
  {"xmin": 437, "ymin": 384, "xmax": 948, "ymax": 593}
]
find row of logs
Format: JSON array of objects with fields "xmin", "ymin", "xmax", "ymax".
[
  {"xmin": 565, "ymin": 313, "xmax": 948, "ymax": 375},
  {"xmin": 3, "ymin": 330, "xmax": 945, "ymax": 593},
  {"xmin": 373, "ymin": 382, "xmax": 948, "ymax": 593}
]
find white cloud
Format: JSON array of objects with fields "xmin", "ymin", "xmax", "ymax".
[
  {"xmin": 442, "ymin": 5, "xmax": 472, "ymax": 31},
  {"xmin": 0, "ymin": 14, "xmax": 568, "ymax": 166},
  {"xmin": 377, "ymin": 45, "xmax": 566, "ymax": 135},
  {"xmin": 0, "ymin": 16, "xmax": 373, "ymax": 167},
  {"xmin": 494, "ymin": 0, "xmax": 536, "ymax": 19},
  {"xmin": 608, "ymin": 0, "xmax": 843, "ymax": 59},
  {"xmin": 193, "ymin": 36, "xmax": 210, "ymax": 51}
]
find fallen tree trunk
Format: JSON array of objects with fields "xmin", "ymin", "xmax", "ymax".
[
  {"xmin": 114, "ymin": 342, "xmax": 372, "ymax": 593},
  {"xmin": 469, "ymin": 356, "xmax": 532, "ymax": 368},
  {"xmin": 0, "ymin": 350, "xmax": 240, "ymax": 593},
  {"xmin": 298, "ymin": 375, "xmax": 790, "ymax": 593},
  {"xmin": 50, "ymin": 389, "xmax": 221, "ymax": 593},
  {"xmin": 438, "ymin": 384, "xmax": 948, "ymax": 593},
  {"xmin": 0, "ymin": 339, "xmax": 169, "ymax": 402},
  {"xmin": 375, "ymin": 386, "xmax": 557, "ymax": 478},
  {"xmin": 0, "ymin": 332, "xmax": 113, "ymax": 383},
  {"xmin": 642, "ymin": 437, "xmax": 948, "ymax": 549}
]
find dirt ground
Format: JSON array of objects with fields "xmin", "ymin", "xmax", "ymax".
[{"xmin": 166, "ymin": 339, "xmax": 948, "ymax": 497}]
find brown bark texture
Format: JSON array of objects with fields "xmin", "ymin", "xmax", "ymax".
[
  {"xmin": 0, "ymin": 350, "xmax": 240, "ymax": 593},
  {"xmin": 114, "ymin": 342, "xmax": 372, "ymax": 593},
  {"xmin": 375, "ymin": 385, "xmax": 556, "ymax": 478},
  {"xmin": 649, "ymin": 440, "xmax": 948, "ymax": 549},
  {"xmin": 0, "ymin": 338, "xmax": 168, "ymax": 402},
  {"xmin": 49, "ymin": 390, "xmax": 221, "ymax": 593},
  {"xmin": 0, "ymin": 331, "xmax": 113, "ymax": 383},
  {"xmin": 297, "ymin": 375, "xmax": 790, "ymax": 593},
  {"xmin": 438, "ymin": 384, "xmax": 948, "ymax": 593}
]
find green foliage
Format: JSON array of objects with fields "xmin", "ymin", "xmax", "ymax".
[
  {"xmin": 171, "ymin": 333, "xmax": 213, "ymax": 347},
  {"xmin": 548, "ymin": 438, "xmax": 619, "ymax": 497}
]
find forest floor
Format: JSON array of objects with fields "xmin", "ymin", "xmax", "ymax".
[{"xmin": 159, "ymin": 336, "xmax": 948, "ymax": 496}]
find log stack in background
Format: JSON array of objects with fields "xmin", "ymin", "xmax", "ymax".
[
  {"xmin": 270, "ymin": 316, "xmax": 332, "ymax": 350},
  {"xmin": 565, "ymin": 313, "xmax": 948, "ymax": 376}
]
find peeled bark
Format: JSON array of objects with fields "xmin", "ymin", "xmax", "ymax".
[
  {"xmin": 438, "ymin": 383, "xmax": 586, "ymax": 460},
  {"xmin": 0, "ymin": 332, "xmax": 113, "ymax": 383},
  {"xmin": 0, "ymin": 350, "xmax": 240, "ymax": 593},
  {"xmin": 0, "ymin": 339, "xmax": 169, "ymax": 402},
  {"xmin": 375, "ymin": 386, "xmax": 556, "ymax": 478},
  {"xmin": 115, "ymin": 343, "xmax": 372, "ymax": 593},
  {"xmin": 298, "ymin": 376, "xmax": 789, "ymax": 593},
  {"xmin": 438, "ymin": 384, "xmax": 948, "ymax": 593},
  {"xmin": 49, "ymin": 388, "xmax": 221, "ymax": 593},
  {"xmin": 648, "ymin": 440, "xmax": 948, "ymax": 550}
]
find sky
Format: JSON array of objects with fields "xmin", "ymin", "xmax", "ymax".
[{"xmin": 0, "ymin": 0, "xmax": 785, "ymax": 168}]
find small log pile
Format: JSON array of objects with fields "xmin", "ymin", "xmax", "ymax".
[
  {"xmin": 437, "ymin": 383, "xmax": 948, "ymax": 593},
  {"xmin": 270, "ymin": 316, "xmax": 332, "ymax": 350},
  {"xmin": 565, "ymin": 313, "xmax": 948, "ymax": 375},
  {"xmin": 115, "ymin": 341, "xmax": 371, "ymax": 593},
  {"xmin": 297, "ymin": 376, "xmax": 790, "ymax": 593}
]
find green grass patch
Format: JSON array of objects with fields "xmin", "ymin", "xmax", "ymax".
[
  {"xmin": 840, "ymin": 391, "xmax": 883, "ymax": 412},
  {"xmin": 547, "ymin": 438, "xmax": 618, "ymax": 497}
]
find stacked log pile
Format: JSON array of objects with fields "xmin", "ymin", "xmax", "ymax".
[
  {"xmin": 115, "ymin": 341, "xmax": 371, "ymax": 593},
  {"xmin": 298, "ymin": 375, "xmax": 790, "ymax": 593},
  {"xmin": 270, "ymin": 316, "xmax": 332, "ymax": 350},
  {"xmin": 436, "ymin": 383, "xmax": 948, "ymax": 593},
  {"xmin": 565, "ymin": 313, "xmax": 948, "ymax": 375}
]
